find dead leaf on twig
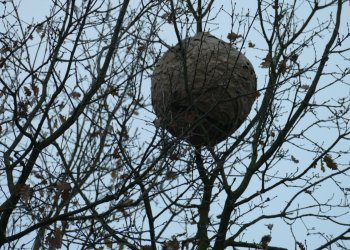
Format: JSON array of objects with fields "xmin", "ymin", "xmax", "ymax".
[
  {"xmin": 227, "ymin": 32, "xmax": 242, "ymax": 42},
  {"xmin": 261, "ymin": 52, "xmax": 272, "ymax": 68},
  {"xmin": 323, "ymin": 154, "xmax": 337, "ymax": 170}
]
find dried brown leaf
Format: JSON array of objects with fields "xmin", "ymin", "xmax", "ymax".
[
  {"xmin": 120, "ymin": 173, "xmax": 128, "ymax": 180},
  {"xmin": 46, "ymin": 228, "xmax": 62, "ymax": 250},
  {"xmin": 260, "ymin": 235, "xmax": 272, "ymax": 247},
  {"xmin": 31, "ymin": 84, "xmax": 39, "ymax": 96},
  {"xmin": 163, "ymin": 237, "xmax": 180, "ymax": 250},
  {"xmin": 227, "ymin": 32, "xmax": 242, "ymax": 41},
  {"xmin": 117, "ymin": 207, "xmax": 129, "ymax": 217},
  {"xmin": 272, "ymin": 4, "xmax": 279, "ymax": 9},
  {"xmin": 291, "ymin": 155, "xmax": 299, "ymax": 164},
  {"xmin": 127, "ymin": 91, "xmax": 135, "ymax": 98},
  {"xmin": 13, "ymin": 184, "xmax": 31, "ymax": 203},
  {"xmin": 248, "ymin": 41, "xmax": 255, "ymax": 48},
  {"xmin": 24, "ymin": 86, "xmax": 32, "ymax": 97},
  {"xmin": 111, "ymin": 88, "xmax": 119, "ymax": 96},
  {"xmin": 275, "ymin": 13, "xmax": 284, "ymax": 22},
  {"xmin": 324, "ymin": 154, "xmax": 337, "ymax": 170},
  {"xmin": 321, "ymin": 159, "xmax": 326, "ymax": 172},
  {"xmin": 261, "ymin": 52, "xmax": 272, "ymax": 68},
  {"xmin": 120, "ymin": 199, "xmax": 134, "ymax": 206},
  {"xmin": 62, "ymin": 220, "xmax": 69, "ymax": 229},
  {"xmin": 111, "ymin": 170, "xmax": 117, "ymax": 179},
  {"xmin": 18, "ymin": 101, "xmax": 28, "ymax": 117},
  {"xmin": 59, "ymin": 114, "xmax": 66, "ymax": 123},
  {"xmin": 137, "ymin": 43, "xmax": 145, "ymax": 52},
  {"xmin": 279, "ymin": 60, "xmax": 287, "ymax": 74},
  {"xmin": 0, "ymin": 46, "xmax": 11, "ymax": 53},
  {"xmin": 61, "ymin": 189, "xmax": 71, "ymax": 201},
  {"xmin": 252, "ymin": 91, "xmax": 261, "ymax": 99},
  {"xmin": 69, "ymin": 91, "xmax": 81, "ymax": 99},
  {"xmin": 166, "ymin": 171, "xmax": 178, "ymax": 180},
  {"xmin": 290, "ymin": 53, "xmax": 299, "ymax": 63},
  {"xmin": 170, "ymin": 154, "xmax": 180, "ymax": 161},
  {"xmin": 113, "ymin": 148, "xmax": 121, "ymax": 159},
  {"xmin": 311, "ymin": 161, "xmax": 317, "ymax": 168},
  {"xmin": 89, "ymin": 130, "xmax": 100, "ymax": 138},
  {"xmin": 56, "ymin": 182, "xmax": 71, "ymax": 191},
  {"xmin": 32, "ymin": 72, "xmax": 38, "ymax": 81},
  {"xmin": 300, "ymin": 84, "xmax": 309, "ymax": 91},
  {"xmin": 34, "ymin": 172, "xmax": 44, "ymax": 180},
  {"xmin": 104, "ymin": 238, "xmax": 113, "ymax": 249},
  {"xmin": 161, "ymin": 11, "xmax": 175, "ymax": 23},
  {"xmin": 0, "ymin": 57, "xmax": 5, "ymax": 68},
  {"xmin": 59, "ymin": 101, "xmax": 65, "ymax": 110},
  {"xmin": 36, "ymin": 24, "xmax": 44, "ymax": 33}
]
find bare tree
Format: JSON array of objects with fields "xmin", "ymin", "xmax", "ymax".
[{"xmin": 0, "ymin": 0, "xmax": 350, "ymax": 249}]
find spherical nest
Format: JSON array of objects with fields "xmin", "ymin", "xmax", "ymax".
[{"xmin": 151, "ymin": 32, "xmax": 257, "ymax": 146}]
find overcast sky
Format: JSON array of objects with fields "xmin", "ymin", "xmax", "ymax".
[{"xmin": 3, "ymin": 0, "xmax": 350, "ymax": 249}]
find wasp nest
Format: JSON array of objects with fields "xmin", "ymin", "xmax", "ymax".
[{"xmin": 151, "ymin": 32, "xmax": 257, "ymax": 146}]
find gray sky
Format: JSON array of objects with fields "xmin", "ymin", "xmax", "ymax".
[{"xmin": 3, "ymin": 0, "xmax": 350, "ymax": 249}]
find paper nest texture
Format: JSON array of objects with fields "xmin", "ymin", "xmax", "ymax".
[{"xmin": 151, "ymin": 32, "xmax": 257, "ymax": 146}]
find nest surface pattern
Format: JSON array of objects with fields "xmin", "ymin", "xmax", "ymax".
[{"xmin": 151, "ymin": 32, "xmax": 257, "ymax": 146}]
